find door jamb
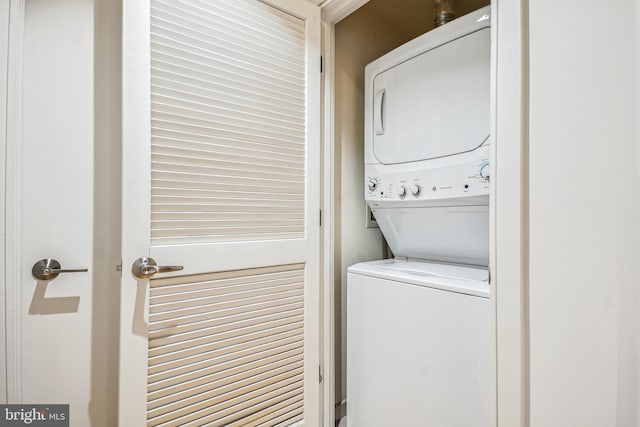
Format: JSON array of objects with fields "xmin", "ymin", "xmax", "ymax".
[
  {"xmin": 3, "ymin": 0, "xmax": 26, "ymax": 404},
  {"xmin": 318, "ymin": 1, "xmax": 370, "ymax": 425},
  {"xmin": 493, "ymin": 1, "xmax": 530, "ymax": 426}
]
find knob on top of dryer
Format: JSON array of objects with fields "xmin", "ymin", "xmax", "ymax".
[
  {"xmin": 410, "ymin": 184, "xmax": 422, "ymax": 196},
  {"xmin": 367, "ymin": 179, "xmax": 378, "ymax": 192},
  {"xmin": 397, "ymin": 185, "xmax": 407, "ymax": 198}
]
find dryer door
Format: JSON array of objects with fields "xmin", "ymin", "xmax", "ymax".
[{"xmin": 373, "ymin": 28, "xmax": 490, "ymax": 165}]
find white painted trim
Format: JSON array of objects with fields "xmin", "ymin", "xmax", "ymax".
[
  {"xmin": 488, "ymin": 1, "xmax": 498, "ymax": 425},
  {"xmin": 0, "ymin": 1, "xmax": 7, "ymax": 405},
  {"xmin": 318, "ymin": 2, "xmax": 369, "ymax": 424},
  {"xmin": 301, "ymin": 5, "xmax": 323, "ymax": 424},
  {"xmin": 4, "ymin": 0, "xmax": 25, "ymax": 404},
  {"xmin": 0, "ymin": 0, "xmax": 10, "ymax": 405},
  {"xmin": 494, "ymin": 0, "xmax": 529, "ymax": 426},
  {"xmin": 321, "ymin": 0, "xmax": 369, "ymax": 24},
  {"xmin": 321, "ymin": 19, "xmax": 336, "ymax": 427},
  {"xmin": 118, "ymin": 0, "xmax": 151, "ymax": 423}
]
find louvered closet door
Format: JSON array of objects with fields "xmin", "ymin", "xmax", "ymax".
[{"xmin": 118, "ymin": 1, "xmax": 321, "ymax": 426}]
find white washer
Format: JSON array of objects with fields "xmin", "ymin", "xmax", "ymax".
[
  {"xmin": 347, "ymin": 260, "xmax": 490, "ymax": 427},
  {"xmin": 347, "ymin": 6, "xmax": 492, "ymax": 426}
]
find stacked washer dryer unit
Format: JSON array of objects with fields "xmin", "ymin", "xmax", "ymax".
[{"xmin": 346, "ymin": 6, "xmax": 492, "ymax": 427}]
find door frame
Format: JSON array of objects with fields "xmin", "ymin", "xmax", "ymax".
[
  {"xmin": 0, "ymin": 0, "xmax": 10, "ymax": 405},
  {"xmin": 3, "ymin": 0, "xmax": 26, "ymax": 404},
  {"xmin": 319, "ymin": 0, "xmax": 530, "ymax": 426},
  {"xmin": 318, "ymin": 3, "xmax": 371, "ymax": 425},
  {"xmin": 492, "ymin": 1, "xmax": 530, "ymax": 425}
]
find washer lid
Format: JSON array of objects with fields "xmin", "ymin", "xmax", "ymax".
[
  {"xmin": 347, "ymin": 259, "xmax": 489, "ymax": 298},
  {"xmin": 377, "ymin": 259, "xmax": 488, "ymax": 281},
  {"xmin": 372, "ymin": 28, "xmax": 490, "ymax": 165}
]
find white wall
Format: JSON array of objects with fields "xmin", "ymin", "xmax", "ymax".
[
  {"xmin": 528, "ymin": 1, "xmax": 639, "ymax": 426},
  {"xmin": 333, "ymin": 5, "xmax": 406, "ymax": 409}
]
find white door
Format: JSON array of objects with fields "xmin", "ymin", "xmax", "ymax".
[
  {"xmin": 4, "ymin": 0, "xmax": 95, "ymax": 425},
  {"xmin": 118, "ymin": 1, "xmax": 322, "ymax": 426}
]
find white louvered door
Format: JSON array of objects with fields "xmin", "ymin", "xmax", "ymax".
[{"xmin": 119, "ymin": 1, "xmax": 321, "ymax": 426}]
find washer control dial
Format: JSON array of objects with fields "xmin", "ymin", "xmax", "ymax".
[
  {"xmin": 367, "ymin": 179, "xmax": 378, "ymax": 192},
  {"xmin": 397, "ymin": 185, "xmax": 407, "ymax": 198},
  {"xmin": 410, "ymin": 184, "xmax": 422, "ymax": 196},
  {"xmin": 480, "ymin": 163, "xmax": 490, "ymax": 181}
]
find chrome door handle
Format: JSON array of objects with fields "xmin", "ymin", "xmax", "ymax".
[
  {"xmin": 131, "ymin": 256, "xmax": 183, "ymax": 279},
  {"xmin": 32, "ymin": 258, "xmax": 88, "ymax": 281}
]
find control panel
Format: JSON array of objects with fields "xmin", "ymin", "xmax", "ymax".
[{"xmin": 365, "ymin": 146, "xmax": 490, "ymax": 202}]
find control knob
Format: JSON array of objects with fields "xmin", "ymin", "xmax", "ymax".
[
  {"xmin": 397, "ymin": 185, "xmax": 407, "ymax": 198},
  {"xmin": 480, "ymin": 163, "xmax": 490, "ymax": 181},
  {"xmin": 410, "ymin": 184, "xmax": 422, "ymax": 196},
  {"xmin": 367, "ymin": 179, "xmax": 378, "ymax": 192}
]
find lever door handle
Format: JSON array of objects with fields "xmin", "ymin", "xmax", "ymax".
[
  {"xmin": 32, "ymin": 258, "xmax": 88, "ymax": 281},
  {"xmin": 132, "ymin": 256, "xmax": 183, "ymax": 279}
]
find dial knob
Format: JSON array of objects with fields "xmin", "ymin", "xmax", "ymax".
[
  {"xmin": 367, "ymin": 179, "xmax": 378, "ymax": 192},
  {"xmin": 410, "ymin": 184, "xmax": 422, "ymax": 196},
  {"xmin": 397, "ymin": 185, "xmax": 407, "ymax": 198},
  {"xmin": 480, "ymin": 163, "xmax": 490, "ymax": 181}
]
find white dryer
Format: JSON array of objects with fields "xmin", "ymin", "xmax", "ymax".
[{"xmin": 347, "ymin": 6, "xmax": 492, "ymax": 427}]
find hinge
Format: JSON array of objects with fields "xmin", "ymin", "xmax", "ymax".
[
  {"xmin": 488, "ymin": 267, "xmax": 491, "ymax": 285},
  {"xmin": 319, "ymin": 365, "xmax": 323, "ymax": 383},
  {"xmin": 320, "ymin": 55, "xmax": 324, "ymax": 73},
  {"xmin": 320, "ymin": 209, "xmax": 323, "ymax": 227}
]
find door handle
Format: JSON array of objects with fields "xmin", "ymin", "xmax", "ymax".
[
  {"xmin": 131, "ymin": 256, "xmax": 183, "ymax": 279},
  {"xmin": 32, "ymin": 258, "xmax": 88, "ymax": 281},
  {"xmin": 374, "ymin": 88, "xmax": 386, "ymax": 135}
]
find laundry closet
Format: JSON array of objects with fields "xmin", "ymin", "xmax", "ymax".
[
  {"xmin": 332, "ymin": 0, "xmax": 490, "ymax": 424},
  {"xmin": 2, "ymin": 1, "xmax": 639, "ymax": 426}
]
